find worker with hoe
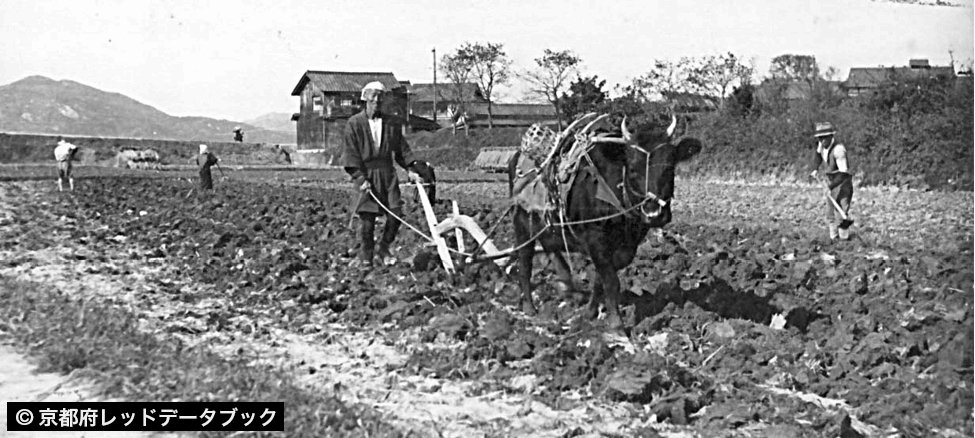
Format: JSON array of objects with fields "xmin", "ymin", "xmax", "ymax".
[
  {"xmin": 53, "ymin": 137, "xmax": 80, "ymax": 192},
  {"xmin": 197, "ymin": 144, "xmax": 221, "ymax": 190},
  {"xmin": 810, "ymin": 121, "xmax": 854, "ymax": 241},
  {"xmin": 340, "ymin": 81, "xmax": 422, "ymax": 268}
]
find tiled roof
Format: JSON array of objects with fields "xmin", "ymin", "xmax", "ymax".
[
  {"xmin": 844, "ymin": 66, "xmax": 955, "ymax": 89},
  {"xmin": 467, "ymin": 103, "xmax": 557, "ymax": 117},
  {"xmin": 661, "ymin": 92, "xmax": 720, "ymax": 111},
  {"xmin": 754, "ymin": 80, "xmax": 843, "ymax": 100},
  {"xmin": 410, "ymin": 83, "xmax": 486, "ymax": 103},
  {"xmin": 291, "ymin": 71, "xmax": 404, "ymax": 96}
]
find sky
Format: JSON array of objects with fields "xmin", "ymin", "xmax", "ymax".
[{"xmin": 1, "ymin": 0, "xmax": 972, "ymax": 122}]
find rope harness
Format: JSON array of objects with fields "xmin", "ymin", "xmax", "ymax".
[{"xmin": 356, "ymin": 133, "xmax": 676, "ymax": 266}]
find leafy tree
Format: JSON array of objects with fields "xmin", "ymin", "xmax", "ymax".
[
  {"xmin": 769, "ymin": 54, "xmax": 819, "ymax": 82},
  {"xmin": 726, "ymin": 83, "xmax": 756, "ymax": 118},
  {"xmin": 520, "ymin": 49, "xmax": 581, "ymax": 130},
  {"xmin": 558, "ymin": 75, "xmax": 607, "ymax": 121},
  {"xmin": 632, "ymin": 58, "xmax": 697, "ymax": 100},
  {"xmin": 631, "ymin": 54, "xmax": 752, "ymax": 112},
  {"xmin": 689, "ymin": 53, "xmax": 755, "ymax": 100},
  {"xmin": 451, "ymin": 42, "xmax": 512, "ymax": 129}
]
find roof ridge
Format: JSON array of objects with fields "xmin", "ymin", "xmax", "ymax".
[{"xmin": 305, "ymin": 70, "xmax": 397, "ymax": 75}]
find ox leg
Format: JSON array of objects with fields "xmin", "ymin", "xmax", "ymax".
[
  {"xmin": 514, "ymin": 211, "xmax": 537, "ymax": 315},
  {"xmin": 591, "ymin": 260, "xmax": 623, "ymax": 330},
  {"xmin": 547, "ymin": 251, "xmax": 580, "ymax": 301},
  {"xmin": 585, "ymin": 268, "xmax": 603, "ymax": 320}
]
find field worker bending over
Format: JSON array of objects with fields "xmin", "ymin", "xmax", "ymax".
[
  {"xmin": 53, "ymin": 137, "xmax": 79, "ymax": 192},
  {"xmin": 197, "ymin": 144, "xmax": 220, "ymax": 190},
  {"xmin": 810, "ymin": 122, "xmax": 854, "ymax": 240},
  {"xmin": 340, "ymin": 81, "xmax": 422, "ymax": 267}
]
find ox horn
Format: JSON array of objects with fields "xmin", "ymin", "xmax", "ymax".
[
  {"xmin": 666, "ymin": 114, "xmax": 677, "ymax": 137},
  {"xmin": 621, "ymin": 117, "xmax": 632, "ymax": 142}
]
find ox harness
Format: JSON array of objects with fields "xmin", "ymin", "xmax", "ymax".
[{"xmin": 512, "ymin": 124, "xmax": 668, "ymax": 230}]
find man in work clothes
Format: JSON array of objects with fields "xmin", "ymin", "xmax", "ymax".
[
  {"xmin": 340, "ymin": 81, "xmax": 421, "ymax": 267},
  {"xmin": 197, "ymin": 144, "xmax": 220, "ymax": 190},
  {"xmin": 810, "ymin": 122, "xmax": 853, "ymax": 240},
  {"xmin": 53, "ymin": 137, "xmax": 79, "ymax": 192}
]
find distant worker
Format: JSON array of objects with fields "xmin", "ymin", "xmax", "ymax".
[
  {"xmin": 340, "ymin": 81, "xmax": 422, "ymax": 267},
  {"xmin": 233, "ymin": 127, "xmax": 244, "ymax": 142},
  {"xmin": 53, "ymin": 137, "xmax": 79, "ymax": 192},
  {"xmin": 810, "ymin": 122, "xmax": 854, "ymax": 241},
  {"xmin": 196, "ymin": 144, "xmax": 220, "ymax": 190}
]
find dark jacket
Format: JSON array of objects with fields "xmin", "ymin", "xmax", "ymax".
[{"xmin": 339, "ymin": 112, "xmax": 415, "ymax": 213}]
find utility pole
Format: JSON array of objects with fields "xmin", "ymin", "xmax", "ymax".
[{"xmin": 432, "ymin": 48, "xmax": 438, "ymax": 124}]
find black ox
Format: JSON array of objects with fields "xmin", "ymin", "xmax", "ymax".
[{"xmin": 507, "ymin": 115, "xmax": 702, "ymax": 329}]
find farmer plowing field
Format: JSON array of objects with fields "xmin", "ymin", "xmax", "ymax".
[
  {"xmin": 340, "ymin": 81, "xmax": 424, "ymax": 268},
  {"xmin": 810, "ymin": 122, "xmax": 854, "ymax": 241}
]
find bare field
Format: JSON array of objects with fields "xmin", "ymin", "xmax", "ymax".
[{"xmin": 0, "ymin": 169, "xmax": 971, "ymax": 437}]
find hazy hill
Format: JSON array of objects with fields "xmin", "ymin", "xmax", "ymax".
[
  {"xmin": 244, "ymin": 112, "xmax": 295, "ymax": 133},
  {"xmin": 0, "ymin": 76, "xmax": 293, "ymax": 144}
]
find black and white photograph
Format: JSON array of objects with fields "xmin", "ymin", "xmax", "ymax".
[{"xmin": 1, "ymin": 1, "xmax": 972, "ymax": 437}]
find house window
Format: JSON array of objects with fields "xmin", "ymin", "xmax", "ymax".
[
  {"xmin": 341, "ymin": 99, "xmax": 353, "ymax": 107},
  {"xmin": 313, "ymin": 95, "xmax": 323, "ymax": 113}
]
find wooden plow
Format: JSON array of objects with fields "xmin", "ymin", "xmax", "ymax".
[{"xmin": 412, "ymin": 178, "xmax": 512, "ymax": 274}]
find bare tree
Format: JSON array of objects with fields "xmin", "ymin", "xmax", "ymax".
[
  {"xmin": 452, "ymin": 42, "xmax": 512, "ymax": 129},
  {"xmin": 520, "ymin": 49, "xmax": 581, "ymax": 130},
  {"xmin": 439, "ymin": 53, "xmax": 475, "ymax": 136}
]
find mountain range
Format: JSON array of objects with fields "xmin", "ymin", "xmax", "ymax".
[{"xmin": 0, "ymin": 76, "xmax": 294, "ymax": 144}]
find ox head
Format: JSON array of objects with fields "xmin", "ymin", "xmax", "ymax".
[{"xmin": 619, "ymin": 115, "xmax": 702, "ymax": 226}]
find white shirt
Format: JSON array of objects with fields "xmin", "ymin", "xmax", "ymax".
[
  {"xmin": 54, "ymin": 141, "xmax": 78, "ymax": 161},
  {"xmin": 368, "ymin": 117, "xmax": 382, "ymax": 150},
  {"xmin": 816, "ymin": 139, "xmax": 848, "ymax": 173}
]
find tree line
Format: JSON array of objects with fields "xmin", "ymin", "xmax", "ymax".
[{"xmin": 438, "ymin": 42, "xmax": 973, "ymax": 190}]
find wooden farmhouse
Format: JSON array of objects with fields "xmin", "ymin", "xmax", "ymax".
[
  {"xmin": 410, "ymin": 82, "xmax": 558, "ymax": 129},
  {"xmin": 408, "ymin": 82, "xmax": 488, "ymax": 125},
  {"xmin": 842, "ymin": 59, "xmax": 955, "ymax": 97},
  {"xmin": 290, "ymin": 71, "xmax": 408, "ymax": 150}
]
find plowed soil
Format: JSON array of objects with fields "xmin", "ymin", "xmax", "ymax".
[{"xmin": 0, "ymin": 170, "xmax": 971, "ymax": 438}]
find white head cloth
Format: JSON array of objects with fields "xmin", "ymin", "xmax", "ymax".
[
  {"xmin": 360, "ymin": 81, "xmax": 387, "ymax": 100},
  {"xmin": 199, "ymin": 144, "xmax": 208, "ymax": 154}
]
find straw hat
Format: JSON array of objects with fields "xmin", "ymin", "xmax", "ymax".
[{"xmin": 813, "ymin": 122, "xmax": 836, "ymax": 137}]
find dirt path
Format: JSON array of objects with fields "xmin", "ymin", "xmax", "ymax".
[
  {"xmin": 0, "ymin": 343, "xmax": 177, "ymax": 438},
  {"xmin": 0, "ymin": 246, "xmax": 699, "ymax": 438}
]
